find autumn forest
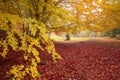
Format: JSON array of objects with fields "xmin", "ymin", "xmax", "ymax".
[{"xmin": 0, "ymin": 0, "xmax": 120, "ymax": 80}]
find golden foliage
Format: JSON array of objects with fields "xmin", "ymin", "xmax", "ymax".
[
  {"xmin": 0, "ymin": 0, "xmax": 65, "ymax": 79},
  {"xmin": 70, "ymin": 0, "xmax": 120, "ymax": 32}
]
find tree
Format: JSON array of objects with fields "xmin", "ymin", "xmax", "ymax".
[
  {"xmin": 103, "ymin": 27, "xmax": 120, "ymax": 37},
  {"xmin": 69, "ymin": 0, "xmax": 120, "ymax": 32},
  {"xmin": 65, "ymin": 33, "xmax": 70, "ymax": 40},
  {"xmin": 0, "ymin": 0, "xmax": 73, "ymax": 79}
]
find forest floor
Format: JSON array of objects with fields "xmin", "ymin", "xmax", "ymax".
[
  {"xmin": 39, "ymin": 39, "xmax": 120, "ymax": 80},
  {"xmin": 0, "ymin": 38, "xmax": 120, "ymax": 80}
]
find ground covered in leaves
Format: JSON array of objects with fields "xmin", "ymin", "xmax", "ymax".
[{"xmin": 0, "ymin": 39, "xmax": 120, "ymax": 80}]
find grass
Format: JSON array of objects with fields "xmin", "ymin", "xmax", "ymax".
[
  {"xmin": 50, "ymin": 35, "xmax": 90, "ymax": 41},
  {"xmin": 50, "ymin": 35, "xmax": 120, "ymax": 42}
]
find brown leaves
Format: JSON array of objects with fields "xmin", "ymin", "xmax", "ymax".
[
  {"xmin": 0, "ymin": 40, "xmax": 120, "ymax": 80},
  {"xmin": 39, "ymin": 41, "xmax": 120, "ymax": 80}
]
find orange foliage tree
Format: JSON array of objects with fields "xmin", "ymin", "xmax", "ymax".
[
  {"xmin": 0, "ymin": 0, "xmax": 73, "ymax": 79},
  {"xmin": 69, "ymin": 0, "xmax": 120, "ymax": 32}
]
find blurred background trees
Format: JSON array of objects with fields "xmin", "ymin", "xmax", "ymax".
[{"xmin": 102, "ymin": 27, "xmax": 120, "ymax": 37}]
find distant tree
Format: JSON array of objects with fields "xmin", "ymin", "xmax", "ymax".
[
  {"xmin": 65, "ymin": 33, "xmax": 70, "ymax": 40},
  {"xmin": 103, "ymin": 27, "xmax": 120, "ymax": 37}
]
